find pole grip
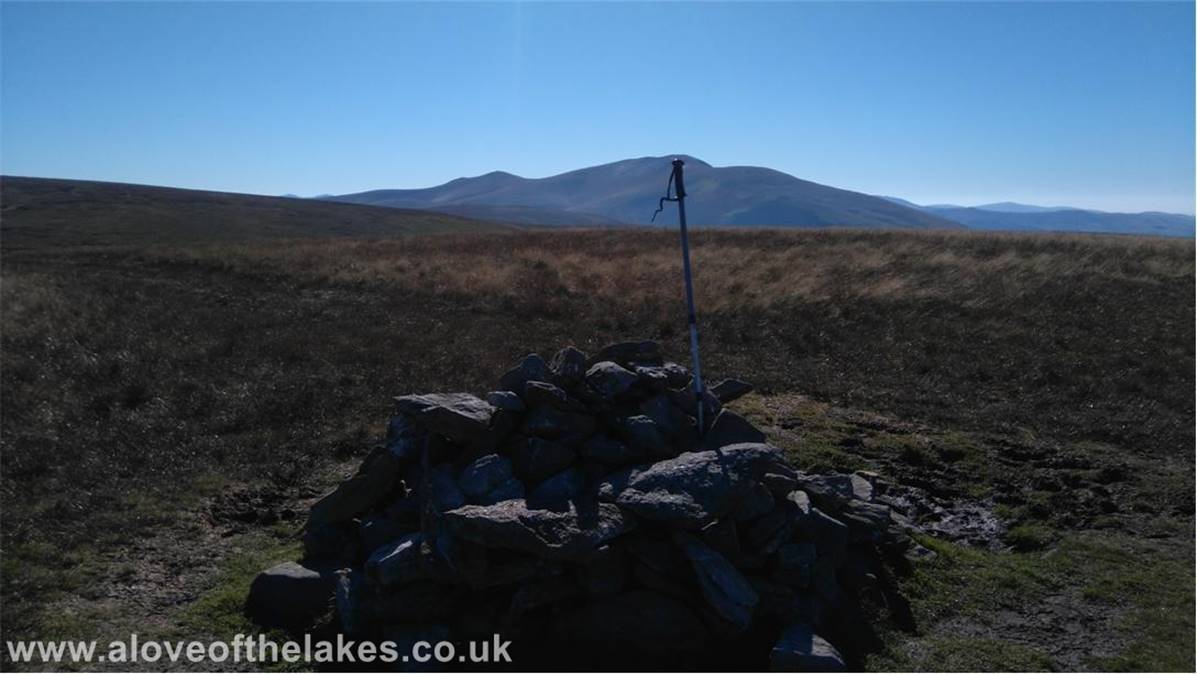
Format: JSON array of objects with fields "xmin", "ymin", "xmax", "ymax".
[{"xmin": 672, "ymin": 159, "xmax": 686, "ymax": 199}]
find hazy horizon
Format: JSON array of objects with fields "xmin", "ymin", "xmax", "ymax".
[{"xmin": 2, "ymin": 1, "xmax": 1193, "ymax": 214}]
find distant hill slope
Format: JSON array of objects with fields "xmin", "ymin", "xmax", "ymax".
[
  {"xmin": 880, "ymin": 195, "xmax": 1193, "ymax": 236},
  {"xmin": 924, "ymin": 206, "xmax": 1194, "ymax": 237},
  {"xmin": 326, "ymin": 155, "xmax": 962, "ymax": 230},
  {"xmin": 0, "ymin": 176, "xmax": 509, "ymax": 250}
]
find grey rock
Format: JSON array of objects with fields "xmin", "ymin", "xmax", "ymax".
[
  {"xmin": 840, "ymin": 500, "xmax": 892, "ymax": 542},
  {"xmin": 509, "ymin": 574, "xmax": 580, "ymax": 619},
  {"xmin": 775, "ymin": 542, "xmax": 818, "ymax": 589},
  {"xmin": 307, "ymin": 448, "xmax": 400, "ymax": 528},
  {"xmin": 246, "ymin": 561, "xmax": 337, "ymax": 632},
  {"xmin": 442, "ymin": 499, "xmax": 633, "ymax": 561},
  {"xmin": 499, "ymin": 353, "xmax": 552, "ymax": 396},
  {"xmin": 734, "ymin": 481, "xmax": 776, "ymax": 523},
  {"xmin": 700, "ymin": 409, "xmax": 766, "ymax": 451},
  {"xmin": 528, "ymin": 467, "xmax": 587, "ymax": 506},
  {"xmin": 334, "ymin": 570, "xmax": 369, "ymax": 636},
  {"xmin": 600, "ymin": 443, "xmax": 786, "ymax": 529},
  {"xmin": 796, "ymin": 507, "xmax": 849, "ymax": 562},
  {"xmin": 521, "ymin": 404, "xmax": 597, "ymax": 441},
  {"xmin": 574, "ymin": 544, "xmax": 628, "ymax": 596},
  {"xmin": 359, "ymin": 516, "xmax": 411, "ymax": 554},
  {"xmin": 365, "ymin": 532, "xmax": 443, "ymax": 586},
  {"xmin": 585, "ymin": 361, "xmax": 639, "ymax": 399},
  {"xmin": 579, "ymin": 434, "xmax": 634, "ymax": 465},
  {"xmin": 303, "ymin": 521, "xmax": 356, "ymax": 562},
  {"xmin": 513, "ymin": 437, "xmax": 576, "ymax": 483},
  {"xmin": 700, "ymin": 517, "xmax": 742, "ymax": 562},
  {"xmin": 393, "ymin": 392, "xmax": 496, "ymax": 447},
  {"xmin": 770, "ymin": 623, "xmax": 846, "ymax": 672},
  {"xmin": 802, "ymin": 473, "xmax": 874, "ymax": 508},
  {"xmin": 617, "ymin": 414, "xmax": 673, "ymax": 460},
  {"xmin": 459, "ymin": 454, "xmax": 517, "ymax": 500},
  {"xmin": 711, "ymin": 378, "xmax": 755, "ymax": 404},
  {"xmin": 589, "ymin": 340, "xmax": 664, "ymax": 368},
  {"xmin": 636, "ymin": 362, "xmax": 691, "ymax": 389},
  {"xmin": 762, "ymin": 471, "xmax": 800, "ymax": 498},
  {"xmin": 384, "ymin": 414, "xmax": 428, "ymax": 460},
  {"xmin": 485, "ymin": 390, "xmax": 525, "ymax": 413},
  {"xmin": 675, "ymin": 533, "xmax": 759, "ymax": 632},
  {"xmin": 483, "ymin": 477, "xmax": 525, "ymax": 505},
  {"xmin": 425, "ymin": 463, "xmax": 467, "ymax": 513},
  {"xmin": 550, "ymin": 346, "xmax": 588, "ymax": 388},
  {"xmin": 640, "ymin": 394, "xmax": 696, "ymax": 442},
  {"xmin": 523, "ymin": 380, "xmax": 574, "ymax": 409}
]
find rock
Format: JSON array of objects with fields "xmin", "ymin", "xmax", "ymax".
[
  {"xmin": 796, "ymin": 507, "xmax": 850, "ymax": 562},
  {"xmin": 700, "ymin": 517, "xmax": 742, "ymax": 562},
  {"xmin": 383, "ymin": 493, "xmax": 421, "ymax": 530},
  {"xmin": 770, "ymin": 623, "xmax": 846, "ymax": 672},
  {"xmin": 486, "ymin": 390, "xmax": 526, "ymax": 413},
  {"xmin": 459, "ymin": 454, "xmax": 516, "ymax": 499},
  {"xmin": 579, "ymin": 434, "xmax": 635, "ymax": 465},
  {"xmin": 303, "ymin": 521, "xmax": 357, "ymax": 562},
  {"xmin": 775, "ymin": 543, "xmax": 817, "ymax": 588},
  {"xmin": 521, "ymin": 405, "xmax": 597, "ymax": 441},
  {"xmin": 246, "ymin": 561, "xmax": 336, "ymax": 632},
  {"xmin": 585, "ymin": 361, "xmax": 639, "ymax": 399},
  {"xmin": 600, "ymin": 443, "xmax": 786, "ymax": 529},
  {"xmin": 360, "ymin": 516, "xmax": 411, "ymax": 554},
  {"xmin": 589, "ymin": 340, "xmax": 664, "ymax": 368},
  {"xmin": 574, "ymin": 544, "xmax": 628, "ymax": 596},
  {"xmin": 734, "ymin": 481, "xmax": 776, "ymax": 522},
  {"xmin": 424, "ymin": 463, "xmax": 467, "ymax": 513},
  {"xmin": 710, "ymin": 378, "xmax": 755, "ymax": 404},
  {"xmin": 675, "ymin": 533, "xmax": 759, "ymax": 632},
  {"xmin": 393, "ymin": 392, "xmax": 496, "ymax": 447},
  {"xmin": 509, "ymin": 574, "xmax": 580, "ymax": 618},
  {"xmin": 840, "ymin": 500, "xmax": 892, "ymax": 542},
  {"xmin": 442, "ymin": 500, "xmax": 633, "ymax": 561},
  {"xmin": 384, "ymin": 414, "xmax": 428, "ymax": 460},
  {"xmin": 528, "ymin": 467, "xmax": 587, "ymax": 506},
  {"xmin": 802, "ymin": 473, "xmax": 874, "ymax": 508},
  {"xmin": 334, "ymin": 570, "xmax": 369, "ymax": 636},
  {"xmin": 499, "ymin": 353, "xmax": 552, "ymax": 396},
  {"xmin": 555, "ymin": 590, "xmax": 711, "ymax": 656},
  {"xmin": 640, "ymin": 394, "xmax": 696, "ymax": 442},
  {"xmin": 365, "ymin": 532, "xmax": 445, "ymax": 586},
  {"xmin": 523, "ymin": 380, "xmax": 574, "ymax": 409},
  {"xmin": 700, "ymin": 409, "xmax": 767, "ymax": 451},
  {"xmin": 635, "ymin": 362, "xmax": 691, "ymax": 389},
  {"xmin": 617, "ymin": 414, "xmax": 673, "ymax": 460},
  {"xmin": 550, "ymin": 346, "xmax": 588, "ymax": 388},
  {"xmin": 513, "ymin": 437, "xmax": 576, "ymax": 483},
  {"xmin": 307, "ymin": 448, "xmax": 400, "ymax": 528},
  {"xmin": 762, "ymin": 471, "xmax": 800, "ymax": 498}
]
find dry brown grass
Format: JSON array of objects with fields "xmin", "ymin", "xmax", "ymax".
[{"xmin": 153, "ymin": 229, "xmax": 1194, "ymax": 312}]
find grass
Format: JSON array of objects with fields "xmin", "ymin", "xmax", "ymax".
[{"xmin": 1, "ymin": 204, "xmax": 1192, "ymax": 670}]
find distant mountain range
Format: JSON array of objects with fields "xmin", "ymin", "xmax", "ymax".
[
  {"xmin": 879, "ymin": 196, "xmax": 1194, "ymax": 237},
  {"xmin": 323, "ymin": 155, "xmax": 1193, "ymax": 237},
  {"xmin": 325, "ymin": 155, "xmax": 959, "ymax": 230}
]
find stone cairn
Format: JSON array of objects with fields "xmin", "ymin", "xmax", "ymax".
[{"xmin": 248, "ymin": 342, "xmax": 917, "ymax": 670}]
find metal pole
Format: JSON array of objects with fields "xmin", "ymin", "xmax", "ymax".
[{"xmin": 671, "ymin": 159, "xmax": 706, "ymax": 433}]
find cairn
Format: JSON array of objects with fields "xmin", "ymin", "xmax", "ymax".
[{"xmin": 248, "ymin": 342, "xmax": 917, "ymax": 670}]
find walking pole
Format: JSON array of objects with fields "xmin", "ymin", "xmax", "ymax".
[{"xmin": 652, "ymin": 158, "xmax": 707, "ymax": 434}]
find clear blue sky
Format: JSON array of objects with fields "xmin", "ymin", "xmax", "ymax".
[{"xmin": 2, "ymin": 1, "xmax": 1193, "ymax": 213}]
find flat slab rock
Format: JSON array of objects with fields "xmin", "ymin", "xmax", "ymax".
[
  {"xmin": 441, "ymin": 499, "xmax": 633, "ymax": 561},
  {"xmin": 600, "ymin": 442, "xmax": 787, "ymax": 529},
  {"xmin": 393, "ymin": 393, "xmax": 495, "ymax": 444},
  {"xmin": 770, "ymin": 623, "xmax": 846, "ymax": 672}
]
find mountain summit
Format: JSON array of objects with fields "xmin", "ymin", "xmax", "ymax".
[{"xmin": 325, "ymin": 156, "xmax": 959, "ymax": 229}]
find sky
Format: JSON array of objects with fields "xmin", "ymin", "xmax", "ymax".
[{"xmin": 2, "ymin": 1, "xmax": 1194, "ymax": 214}]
